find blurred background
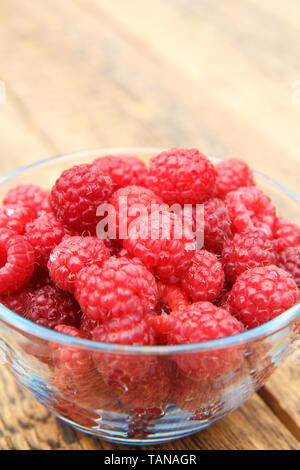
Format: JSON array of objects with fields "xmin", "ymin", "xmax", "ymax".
[{"xmin": 0, "ymin": 0, "xmax": 299, "ymax": 193}]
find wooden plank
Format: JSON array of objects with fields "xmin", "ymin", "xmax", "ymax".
[
  {"xmin": 258, "ymin": 355, "xmax": 300, "ymax": 441},
  {"xmin": 0, "ymin": 92, "xmax": 55, "ymax": 175},
  {"xmin": 0, "ymin": 0, "xmax": 299, "ymax": 190},
  {"xmin": 84, "ymin": 0, "xmax": 300, "ymax": 192}
]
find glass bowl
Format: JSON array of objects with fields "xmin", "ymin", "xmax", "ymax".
[{"xmin": 0, "ymin": 148, "xmax": 299, "ymax": 445}]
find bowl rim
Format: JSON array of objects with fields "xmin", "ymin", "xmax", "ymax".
[{"xmin": 0, "ymin": 147, "xmax": 299, "ymax": 356}]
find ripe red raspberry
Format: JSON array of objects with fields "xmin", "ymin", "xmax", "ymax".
[
  {"xmin": 106, "ymin": 185, "xmax": 163, "ymax": 240},
  {"xmin": 0, "ymin": 204, "xmax": 35, "ymax": 234},
  {"xmin": 148, "ymin": 282, "xmax": 189, "ymax": 344},
  {"xmin": 278, "ymin": 247, "xmax": 300, "ymax": 287},
  {"xmin": 25, "ymin": 212, "xmax": 73, "ymax": 267},
  {"xmin": 215, "ymin": 158, "xmax": 255, "ymax": 199},
  {"xmin": 123, "ymin": 210, "xmax": 196, "ymax": 284},
  {"xmin": 181, "ymin": 250, "xmax": 224, "ymax": 302},
  {"xmin": 50, "ymin": 164, "xmax": 113, "ymax": 231},
  {"xmin": 53, "ymin": 363, "xmax": 119, "ymax": 411},
  {"xmin": 75, "ymin": 257, "xmax": 158, "ymax": 321},
  {"xmin": 274, "ymin": 217, "xmax": 300, "ymax": 252},
  {"xmin": 116, "ymin": 246, "xmax": 132, "ymax": 259},
  {"xmin": 93, "ymin": 315, "xmax": 157, "ymax": 390},
  {"xmin": 202, "ymin": 198, "xmax": 232, "ymax": 254},
  {"xmin": 102, "ymin": 238, "xmax": 122, "ymax": 257},
  {"xmin": 0, "ymin": 228, "xmax": 35, "ymax": 294},
  {"xmin": 168, "ymin": 302, "xmax": 244, "ymax": 380},
  {"xmin": 52, "ymin": 325, "xmax": 91, "ymax": 372},
  {"xmin": 25, "ymin": 285, "xmax": 81, "ymax": 329},
  {"xmin": 80, "ymin": 314, "xmax": 102, "ymax": 339},
  {"xmin": 0, "ymin": 287, "xmax": 32, "ymax": 317},
  {"xmin": 156, "ymin": 281, "xmax": 190, "ymax": 313},
  {"xmin": 92, "ymin": 155, "xmax": 135, "ymax": 190},
  {"xmin": 27, "ymin": 266, "xmax": 53, "ymax": 290},
  {"xmin": 3, "ymin": 184, "xmax": 51, "ymax": 216},
  {"xmin": 226, "ymin": 187, "xmax": 276, "ymax": 238},
  {"xmin": 52, "ymin": 326, "xmax": 120, "ymax": 411},
  {"xmin": 170, "ymin": 370, "xmax": 219, "ymax": 415},
  {"xmin": 48, "ymin": 236, "xmax": 110, "ymax": 293},
  {"xmin": 229, "ymin": 265, "xmax": 299, "ymax": 329},
  {"xmin": 117, "ymin": 361, "xmax": 171, "ymax": 411},
  {"xmin": 221, "ymin": 231, "xmax": 277, "ymax": 283},
  {"xmin": 124, "ymin": 155, "xmax": 149, "ymax": 186},
  {"xmin": 148, "ymin": 148, "xmax": 216, "ymax": 204},
  {"xmin": 218, "ymin": 290, "xmax": 232, "ymax": 311},
  {"xmin": 93, "ymin": 315, "xmax": 157, "ymax": 346}
]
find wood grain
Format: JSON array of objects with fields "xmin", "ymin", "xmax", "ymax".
[
  {"xmin": 0, "ymin": 0, "xmax": 299, "ymax": 450},
  {"xmin": 258, "ymin": 355, "xmax": 300, "ymax": 441}
]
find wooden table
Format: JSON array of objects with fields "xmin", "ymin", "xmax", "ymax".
[{"xmin": 0, "ymin": 0, "xmax": 299, "ymax": 450}]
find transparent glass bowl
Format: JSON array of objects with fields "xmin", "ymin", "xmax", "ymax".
[{"xmin": 0, "ymin": 148, "xmax": 299, "ymax": 445}]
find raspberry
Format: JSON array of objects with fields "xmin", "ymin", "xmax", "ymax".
[
  {"xmin": 274, "ymin": 217, "xmax": 300, "ymax": 252},
  {"xmin": 116, "ymin": 247, "xmax": 132, "ymax": 258},
  {"xmin": 148, "ymin": 314, "xmax": 172, "ymax": 345},
  {"xmin": 221, "ymin": 231, "xmax": 277, "ymax": 283},
  {"xmin": 156, "ymin": 282, "xmax": 190, "ymax": 313},
  {"xmin": 215, "ymin": 158, "xmax": 255, "ymax": 198},
  {"xmin": 48, "ymin": 236, "xmax": 110, "ymax": 293},
  {"xmin": 27, "ymin": 266, "xmax": 53, "ymax": 290},
  {"xmin": 148, "ymin": 148, "xmax": 216, "ymax": 204},
  {"xmin": 117, "ymin": 361, "xmax": 171, "ymax": 411},
  {"xmin": 181, "ymin": 250, "xmax": 224, "ymax": 302},
  {"xmin": 103, "ymin": 238, "xmax": 122, "ymax": 257},
  {"xmin": 80, "ymin": 314, "xmax": 102, "ymax": 339},
  {"xmin": 229, "ymin": 265, "xmax": 299, "ymax": 329},
  {"xmin": 170, "ymin": 370, "xmax": 218, "ymax": 414},
  {"xmin": 148, "ymin": 282, "xmax": 189, "ymax": 344},
  {"xmin": 226, "ymin": 187, "xmax": 276, "ymax": 238},
  {"xmin": 202, "ymin": 198, "xmax": 232, "ymax": 254},
  {"xmin": 92, "ymin": 314, "xmax": 157, "ymax": 346},
  {"xmin": 0, "ymin": 287, "xmax": 32, "ymax": 317},
  {"xmin": 92, "ymin": 155, "xmax": 134, "ymax": 190},
  {"xmin": 0, "ymin": 204, "xmax": 35, "ymax": 234},
  {"xmin": 123, "ymin": 155, "xmax": 149, "ymax": 186},
  {"xmin": 52, "ymin": 325, "xmax": 91, "ymax": 372},
  {"xmin": 75, "ymin": 257, "xmax": 158, "ymax": 321},
  {"xmin": 123, "ymin": 210, "xmax": 196, "ymax": 284},
  {"xmin": 92, "ymin": 315, "xmax": 157, "ymax": 390},
  {"xmin": 25, "ymin": 285, "xmax": 81, "ymax": 329},
  {"xmin": 53, "ymin": 363, "xmax": 119, "ymax": 410},
  {"xmin": 52, "ymin": 325, "xmax": 120, "ymax": 411},
  {"xmin": 168, "ymin": 302, "xmax": 244, "ymax": 380},
  {"xmin": 106, "ymin": 185, "xmax": 163, "ymax": 240},
  {"xmin": 0, "ymin": 228, "xmax": 35, "ymax": 294},
  {"xmin": 218, "ymin": 290, "xmax": 232, "ymax": 311},
  {"xmin": 25, "ymin": 212, "xmax": 73, "ymax": 267},
  {"xmin": 21, "ymin": 332, "xmax": 53, "ymax": 365},
  {"xmin": 278, "ymin": 247, "xmax": 300, "ymax": 287},
  {"xmin": 50, "ymin": 164, "xmax": 113, "ymax": 231},
  {"xmin": 3, "ymin": 184, "xmax": 50, "ymax": 216}
]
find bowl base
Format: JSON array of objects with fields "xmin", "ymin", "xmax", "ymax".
[{"xmin": 55, "ymin": 413, "xmax": 210, "ymax": 445}]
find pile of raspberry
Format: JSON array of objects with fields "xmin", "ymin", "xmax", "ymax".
[{"xmin": 0, "ymin": 149, "xmax": 299, "ymax": 391}]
